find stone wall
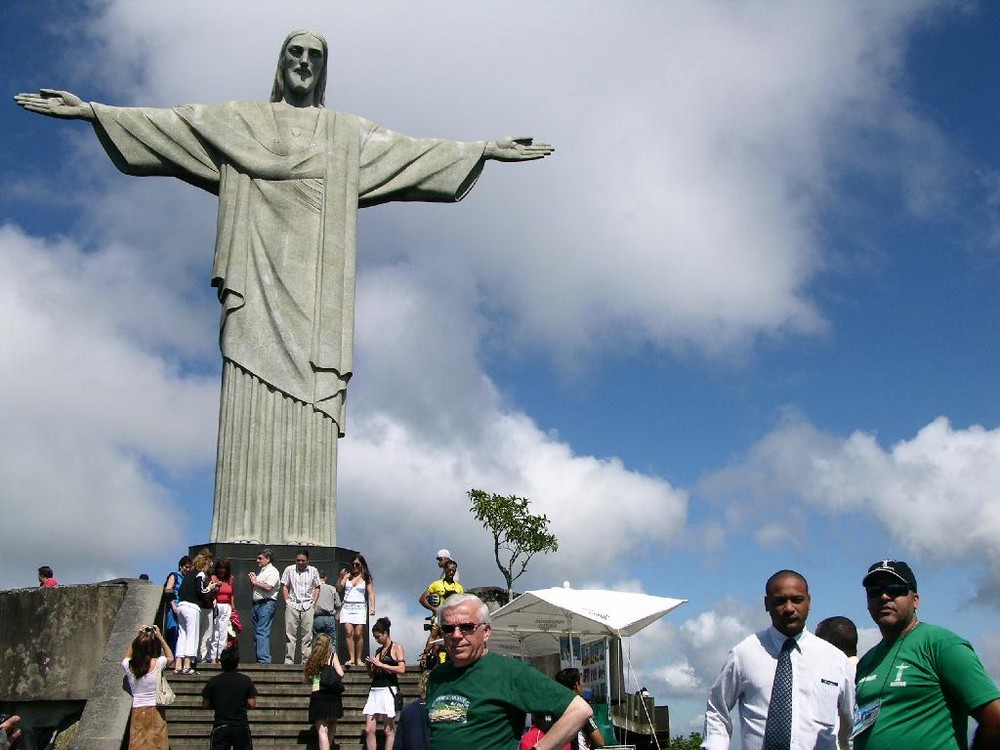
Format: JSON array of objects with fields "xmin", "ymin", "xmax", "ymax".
[
  {"xmin": 0, "ymin": 579, "xmax": 162, "ymax": 750},
  {"xmin": 0, "ymin": 582, "xmax": 128, "ymax": 701}
]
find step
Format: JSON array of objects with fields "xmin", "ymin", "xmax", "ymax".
[{"xmin": 164, "ymin": 663, "xmax": 418, "ymax": 749}]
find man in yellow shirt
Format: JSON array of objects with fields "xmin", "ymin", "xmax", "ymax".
[
  {"xmin": 419, "ymin": 560, "xmax": 464, "ymax": 667},
  {"xmin": 420, "ymin": 561, "xmax": 463, "ymax": 614}
]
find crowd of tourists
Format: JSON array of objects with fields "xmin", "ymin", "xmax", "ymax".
[
  {"xmin": 116, "ymin": 547, "xmax": 467, "ymax": 749},
  {"xmin": 98, "ymin": 555, "xmax": 1000, "ymax": 750}
]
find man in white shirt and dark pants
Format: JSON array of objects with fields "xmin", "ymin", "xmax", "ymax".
[{"xmin": 702, "ymin": 569, "xmax": 854, "ymax": 750}]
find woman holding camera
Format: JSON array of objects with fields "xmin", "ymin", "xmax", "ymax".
[{"xmin": 121, "ymin": 624, "xmax": 174, "ymax": 750}]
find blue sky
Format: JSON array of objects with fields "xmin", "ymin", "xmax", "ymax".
[{"xmin": 3, "ymin": 0, "xmax": 1000, "ymax": 737}]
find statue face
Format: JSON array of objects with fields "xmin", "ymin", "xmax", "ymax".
[{"xmin": 283, "ymin": 33, "xmax": 325, "ymax": 99}]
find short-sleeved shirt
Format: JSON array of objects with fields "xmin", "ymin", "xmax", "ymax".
[
  {"xmin": 855, "ymin": 622, "xmax": 1000, "ymax": 750},
  {"xmin": 427, "ymin": 652, "xmax": 575, "ymax": 750},
  {"xmin": 253, "ymin": 563, "xmax": 280, "ymax": 602},
  {"xmin": 425, "ymin": 579, "xmax": 464, "ymax": 609},
  {"xmin": 315, "ymin": 582, "xmax": 342, "ymax": 616},
  {"xmin": 202, "ymin": 670, "xmax": 258, "ymax": 726},
  {"xmin": 122, "ymin": 656, "xmax": 168, "ymax": 708},
  {"xmin": 281, "ymin": 564, "xmax": 320, "ymax": 610}
]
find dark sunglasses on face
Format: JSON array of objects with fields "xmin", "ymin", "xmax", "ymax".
[
  {"xmin": 441, "ymin": 622, "xmax": 483, "ymax": 635},
  {"xmin": 865, "ymin": 583, "xmax": 910, "ymax": 599}
]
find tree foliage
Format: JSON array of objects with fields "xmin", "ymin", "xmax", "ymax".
[
  {"xmin": 668, "ymin": 732, "xmax": 704, "ymax": 749},
  {"xmin": 468, "ymin": 489, "xmax": 558, "ymax": 603}
]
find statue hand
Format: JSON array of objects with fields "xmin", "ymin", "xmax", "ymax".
[
  {"xmin": 14, "ymin": 89, "xmax": 95, "ymax": 120},
  {"xmin": 486, "ymin": 136, "xmax": 554, "ymax": 162}
]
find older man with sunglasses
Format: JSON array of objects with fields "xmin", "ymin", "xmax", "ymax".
[
  {"xmin": 854, "ymin": 559, "xmax": 1000, "ymax": 750},
  {"xmin": 426, "ymin": 594, "xmax": 593, "ymax": 750}
]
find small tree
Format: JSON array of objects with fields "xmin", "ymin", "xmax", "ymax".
[
  {"xmin": 669, "ymin": 732, "xmax": 704, "ymax": 749},
  {"xmin": 468, "ymin": 489, "xmax": 558, "ymax": 603}
]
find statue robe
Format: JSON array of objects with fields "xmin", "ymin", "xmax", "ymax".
[{"xmin": 92, "ymin": 101, "xmax": 486, "ymax": 545}]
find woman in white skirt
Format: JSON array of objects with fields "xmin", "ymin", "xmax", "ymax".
[
  {"xmin": 338, "ymin": 553, "xmax": 375, "ymax": 666},
  {"xmin": 362, "ymin": 617, "xmax": 405, "ymax": 750}
]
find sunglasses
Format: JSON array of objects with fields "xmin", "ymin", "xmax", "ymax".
[
  {"xmin": 865, "ymin": 583, "xmax": 910, "ymax": 599},
  {"xmin": 441, "ymin": 622, "xmax": 484, "ymax": 635}
]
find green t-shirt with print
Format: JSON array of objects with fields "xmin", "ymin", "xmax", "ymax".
[
  {"xmin": 855, "ymin": 622, "xmax": 1000, "ymax": 750},
  {"xmin": 427, "ymin": 652, "xmax": 575, "ymax": 750}
]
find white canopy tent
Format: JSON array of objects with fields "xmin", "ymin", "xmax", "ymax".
[
  {"xmin": 490, "ymin": 586, "xmax": 686, "ymax": 655},
  {"xmin": 489, "ymin": 586, "xmax": 687, "ymax": 749}
]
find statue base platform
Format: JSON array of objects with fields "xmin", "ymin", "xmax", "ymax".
[{"xmin": 187, "ymin": 542, "xmax": 358, "ymax": 665}]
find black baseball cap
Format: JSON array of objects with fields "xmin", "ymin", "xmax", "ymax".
[{"xmin": 863, "ymin": 559, "xmax": 917, "ymax": 592}]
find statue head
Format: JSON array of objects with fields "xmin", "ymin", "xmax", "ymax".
[{"xmin": 270, "ymin": 29, "xmax": 328, "ymax": 107}]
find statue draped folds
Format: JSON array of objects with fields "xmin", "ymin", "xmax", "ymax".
[{"xmin": 91, "ymin": 101, "xmax": 486, "ymax": 545}]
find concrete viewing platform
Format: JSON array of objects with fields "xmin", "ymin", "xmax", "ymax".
[{"xmin": 0, "ymin": 578, "xmax": 414, "ymax": 750}]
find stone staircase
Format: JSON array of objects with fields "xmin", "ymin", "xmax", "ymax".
[{"xmin": 163, "ymin": 663, "xmax": 419, "ymax": 749}]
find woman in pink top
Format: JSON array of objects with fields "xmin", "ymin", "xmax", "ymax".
[
  {"xmin": 121, "ymin": 624, "xmax": 174, "ymax": 749},
  {"xmin": 209, "ymin": 557, "xmax": 236, "ymax": 663}
]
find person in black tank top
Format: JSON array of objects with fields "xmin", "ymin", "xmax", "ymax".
[{"xmin": 362, "ymin": 617, "xmax": 406, "ymax": 750}]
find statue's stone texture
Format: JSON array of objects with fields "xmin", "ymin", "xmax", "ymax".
[{"xmin": 14, "ymin": 30, "xmax": 552, "ymax": 546}]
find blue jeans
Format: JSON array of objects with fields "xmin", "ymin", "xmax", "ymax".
[
  {"xmin": 312, "ymin": 614, "xmax": 339, "ymax": 650},
  {"xmin": 252, "ymin": 599, "xmax": 276, "ymax": 663}
]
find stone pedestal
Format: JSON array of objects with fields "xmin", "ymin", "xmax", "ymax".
[{"xmin": 188, "ymin": 542, "xmax": 359, "ymax": 665}]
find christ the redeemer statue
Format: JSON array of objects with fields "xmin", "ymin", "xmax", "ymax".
[{"xmin": 16, "ymin": 30, "xmax": 552, "ymax": 547}]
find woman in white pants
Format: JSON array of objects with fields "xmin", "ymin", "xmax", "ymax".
[
  {"xmin": 209, "ymin": 557, "xmax": 235, "ymax": 662},
  {"xmin": 174, "ymin": 549, "xmax": 217, "ymax": 674}
]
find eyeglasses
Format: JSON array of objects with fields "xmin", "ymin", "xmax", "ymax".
[
  {"xmin": 295, "ymin": 559, "xmax": 308, "ymax": 564},
  {"xmin": 865, "ymin": 583, "xmax": 910, "ymax": 599},
  {"xmin": 441, "ymin": 622, "xmax": 484, "ymax": 635},
  {"xmin": 352, "ymin": 562, "xmax": 362, "ymax": 568}
]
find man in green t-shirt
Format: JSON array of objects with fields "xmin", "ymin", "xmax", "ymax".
[
  {"xmin": 426, "ymin": 593, "xmax": 593, "ymax": 750},
  {"xmin": 855, "ymin": 559, "xmax": 1000, "ymax": 750}
]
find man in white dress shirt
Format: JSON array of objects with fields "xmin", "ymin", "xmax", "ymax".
[
  {"xmin": 702, "ymin": 570, "xmax": 854, "ymax": 750},
  {"xmin": 249, "ymin": 549, "xmax": 281, "ymax": 664}
]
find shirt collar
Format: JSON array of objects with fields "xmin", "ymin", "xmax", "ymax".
[{"xmin": 765, "ymin": 625, "xmax": 805, "ymax": 652}]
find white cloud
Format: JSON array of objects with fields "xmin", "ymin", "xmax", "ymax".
[
  {"xmin": 857, "ymin": 626, "xmax": 883, "ymax": 659},
  {"xmin": 0, "ymin": 225, "xmax": 218, "ymax": 588},
  {"xmin": 700, "ymin": 415, "xmax": 1000, "ymax": 598},
  {"xmin": 40, "ymin": 0, "xmax": 957, "ymax": 364},
  {"xmin": 335, "ymin": 266, "xmax": 690, "ymax": 598},
  {"xmin": 978, "ymin": 632, "xmax": 1000, "ymax": 684},
  {"xmin": 610, "ymin": 596, "xmax": 765, "ymax": 705}
]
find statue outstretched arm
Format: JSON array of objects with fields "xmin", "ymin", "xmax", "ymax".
[
  {"xmin": 14, "ymin": 89, "xmax": 96, "ymax": 121},
  {"xmin": 484, "ymin": 136, "xmax": 554, "ymax": 161}
]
